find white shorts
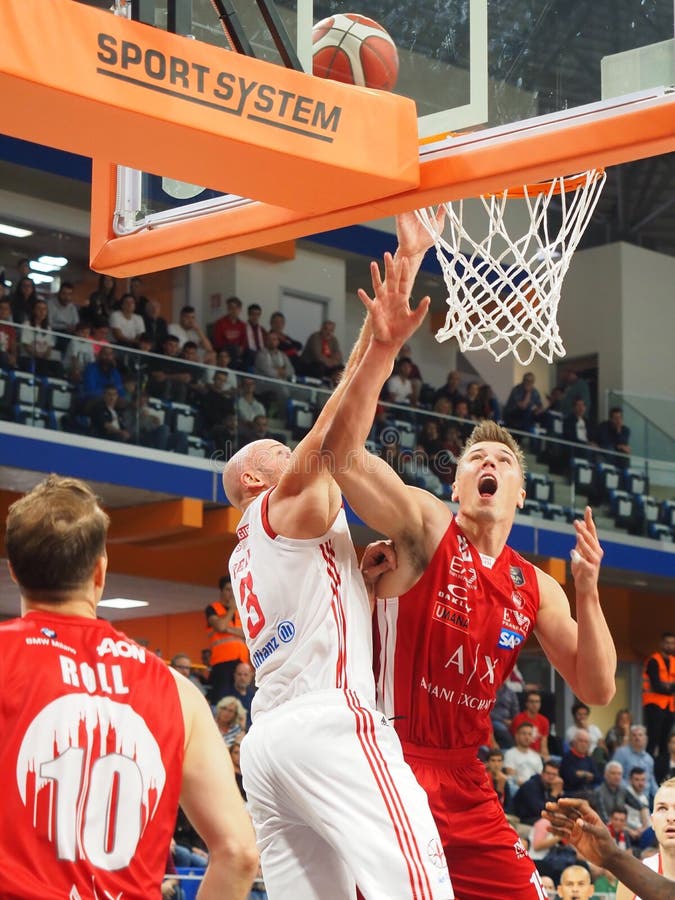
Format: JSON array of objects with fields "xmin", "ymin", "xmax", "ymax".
[{"xmin": 240, "ymin": 689, "xmax": 453, "ymax": 900}]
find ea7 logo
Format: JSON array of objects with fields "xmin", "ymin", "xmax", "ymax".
[
  {"xmin": 497, "ymin": 628, "xmax": 524, "ymax": 650},
  {"xmin": 503, "ymin": 608, "xmax": 531, "ymax": 632}
]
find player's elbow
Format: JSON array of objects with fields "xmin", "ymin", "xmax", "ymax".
[
  {"xmin": 210, "ymin": 831, "xmax": 259, "ymax": 885},
  {"xmin": 578, "ymin": 680, "xmax": 616, "ymax": 707}
]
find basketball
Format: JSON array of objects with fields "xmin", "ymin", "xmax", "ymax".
[{"xmin": 312, "ymin": 13, "xmax": 399, "ymax": 92}]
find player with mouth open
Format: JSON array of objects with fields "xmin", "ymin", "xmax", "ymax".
[{"xmin": 321, "ymin": 213, "xmax": 617, "ymax": 900}]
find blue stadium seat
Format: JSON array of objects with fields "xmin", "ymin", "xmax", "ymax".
[
  {"xmin": 659, "ymin": 500, "xmax": 675, "ymax": 528},
  {"xmin": 526, "ymin": 472, "xmax": 554, "ymax": 503},
  {"xmin": 287, "ymin": 398, "xmax": 315, "ymax": 439},
  {"xmin": 648, "ymin": 523, "xmax": 674, "ymax": 543},
  {"xmin": 174, "ymin": 869, "xmax": 203, "ymax": 900},
  {"xmin": 596, "ymin": 462, "xmax": 621, "ymax": 499},
  {"xmin": 623, "ymin": 467, "xmax": 648, "ymax": 495},
  {"xmin": 571, "ymin": 457, "xmax": 595, "ymax": 497},
  {"xmin": 389, "ymin": 418, "xmax": 417, "ymax": 451},
  {"xmin": 609, "ymin": 489, "xmax": 638, "ymax": 531},
  {"xmin": 170, "ymin": 401, "xmax": 198, "ymax": 434},
  {"xmin": 543, "ymin": 502, "xmax": 567, "ymax": 522},
  {"xmin": 520, "ymin": 498, "xmax": 545, "ymax": 517}
]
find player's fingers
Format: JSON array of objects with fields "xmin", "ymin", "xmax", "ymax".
[
  {"xmin": 412, "ymin": 296, "xmax": 431, "ymax": 327},
  {"xmin": 357, "ymin": 288, "xmax": 374, "ymax": 310},
  {"xmin": 370, "ymin": 259, "xmax": 384, "ymax": 292}
]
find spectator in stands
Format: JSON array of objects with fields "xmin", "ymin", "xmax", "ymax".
[
  {"xmin": 563, "ymin": 398, "xmax": 597, "ymax": 461},
  {"xmin": 231, "ymin": 661, "xmax": 256, "ymax": 731},
  {"xmin": 89, "ymin": 385, "xmax": 131, "ymax": 442},
  {"xmin": 129, "ymin": 275, "xmax": 150, "ymax": 316},
  {"xmin": 0, "ymin": 298, "xmax": 17, "ymax": 368},
  {"xmin": 48, "ymin": 281, "xmax": 80, "ymax": 341},
  {"xmin": 607, "ymin": 808, "xmax": 632, "ymax": 853},
  {"xmin": 476, "ymin": 383, "xmax": 501, "ymax": 422},
  {"xmin": 19, "ymin": 298, "xmax": 59, "ymax": 376},
  {"xmin": 142, "ymin": 297, "xmax": 169, "ymax": 351},
  {"xmin": 556, "ymin": 865, "xmax": 594, "ymax": 900},
  {"xmin": 239, "ymin": 414, "xmax": 279, "ymax": 448},
  {"xmin": 119, "ymin": 380, "xmax": 187, "ymax": 452},
  {"xmin": 465, "ymin": 381, "xmax": 483, "ymax": 420},
  {"xmin": 642, "ymin": 632, "xmax": 675, "ymax": 759},
  {"xmin": 10, "ymin": 276, "xmax": 38, "ymax": 324},
  {"xmin": 179, "ymin": 340, "xmax": 210, "ymax": 401},
  {"xmin": 655, "ymin": 732, "xmax": 675, "ymax": 785},
  {"xmin": 109, "ymin": 292, "xmax": 145, "ymax": 349},
  {"xmin": 614, "ymin": 725, "xmax": 658, "ymax": 800},
  {"xmin": 268, "ymin": 311, "xmax": 302, "ymax": 371},
  {"xmin": 560, "ymin": 729, "xmax": 601, "ymax": 797},
  {"xmin": 82, "ymin": 344, "xmax": 125, "ymax": 403},
  {"xmin": 197, "ymin": 371, "xmax": 236, "ymax": 447},
  {"xmin": 514, "ymin": 759, "xmax": 564, "ymax": 826},
  {"xmin": 396, "ymin": 343, "xmax": 423, "ymax": 403},
  {"xmin": 491, "ymin": 681, "xmax": 521, "ymax": 749},
  {"xmin": 503, "ymin": 372, "xmax": 543, "ymax": 432},
  {"xmin": 82, "ymin": 273, "xmax": 117, "ymax": 325},
  {"xmin": 485, "ymin": 748, "xmax": 515, "ymax": 814},
  {"xmin": 591, "ymin": 761, "xmax": 633, "ymax": 823},
  {"xmin": 566, "ymin": 702, "xmax": 607, "ymax": 756},
  {"xmin": 212, "ymin": 296, "xmax": 247, "ymax": 366},
  {"xmin": 512, "ymin": 690, "xmax": 550, "ymax": 756},
  {"xmin": 596, "ymin": 406, "xmax": 631, "ymax": 464},
  {"xmin": 254, "ymin": 331, "xmax": 295, "ymax": 413},
  {"xmin": 433, "ymin": 369, "xmax": 465, "ymax": 408},
  {"xmin": 169, "ymin": 305, "xmax": 213, "ymax": 357},
  {"xmin": 504, "ymin": 721, "xmax": 544, "ymax": 788},
  {"xmin": 215, "ymin": 696, "xmax": 246, "ymax": 747},
  {"xmin": 299, "ymin": 320, "xmax": 343, "ymax": 379},
  {"xmin": 606, "ymin": 708, "xmax": 633, "ymax": 758},
  {"xmin": 384, "ymin": 356, "xmax": 416, "ymax": 406},
  {"xmin": 242, "ymin": 303, "xmax": 267, "ymax": 369},
  {"xmin": 453, "ymin": 397, "xmax": 474, "ymax": 442},
  {"xmin": 528, "ymin": 816, "xmax": 566, "ymax": 877},
  {"xmin": 624, "ymin": 767, "xmax": 652, "ymax": 844},
  {"xmin": 170, "ymin": 653, "xmax": 208, "ymax": 696},
  {"xmin": 236, "ymin": 377, "xmax": 266, "ymax": 430},
  {"xmin": 229, "ymin": 741, "xmax": 246, "ymax": 802},
  {"xmin": 560, "ymin": 369, "xmax": 592, "ymax": 419},
  {"xmin": 63, "ymin": 320, "xmax": 96, "ymax": 382},
  {"xmin": 206, "ymin": 576, "xmax": 250, "ymax": 704},
  {"xmin": 148, "ymin": 334, "xmax": 191, "ymax": 403},
  {"xmin": 172, "ymin": 807, "xmax": 209, "ymax": 869}
]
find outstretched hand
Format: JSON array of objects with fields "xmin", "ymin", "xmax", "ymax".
[
  {"xmin": 570, "ymin": 506, "xmax": 603, "ymax": 594},
  {"xmin": 360, "ymin": 539, "xmax": 397, "ymax": 612},
  {"xmin": 396, "ymin": 208, "xmax": 445, "ymax": 259},
  {"xmin": 358, "ymin": 252, "xmax": 430, "ymax": 348},
  {"xmin": 543, "ymin": 798, "xmax": 614, "ymax": 868}
]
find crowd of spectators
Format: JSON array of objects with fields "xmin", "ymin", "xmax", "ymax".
[{"xmin": 485, "ymin": 676, "xmax": 675, "ymax": 896}]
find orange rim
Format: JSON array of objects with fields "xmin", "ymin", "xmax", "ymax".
[{"xmin": 488, "ymin": 168, "xmax": 606, "ymax": 199}]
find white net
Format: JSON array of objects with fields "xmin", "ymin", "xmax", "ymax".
[{"xmin": 416, "ymin": 169, "xmax": 607, "ymax": 366}]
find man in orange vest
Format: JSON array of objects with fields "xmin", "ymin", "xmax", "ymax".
[
  {"xmin": 643, "ymin": 632, "xmax": 675, "ymax": 758},
  {"xmin": 206, "ymin": 575, "xmax": 250, "ymax": 705}
]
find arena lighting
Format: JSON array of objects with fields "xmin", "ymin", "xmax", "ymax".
[
  {"xmin": 0, "ymin": 223, "xmax": 33, "ymax": 238},
  {"xmin": 38, "ymin": 255, "xmax": 68, "ymax": 268},
  {"xmin": 29, "ymin": 260, "xmax": 60, "ymax": 273},
  {"xmin": 98, "ymin": 598, "xmax": 149, "ymax": 609},
  {"xmin": 27, "ymin": 273, "xmax": 54, "ymax": 285}
]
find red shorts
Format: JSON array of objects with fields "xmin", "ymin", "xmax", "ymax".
[{"xmin": 403, "ymin": 743, "xmax": 547, "ymax": 900}]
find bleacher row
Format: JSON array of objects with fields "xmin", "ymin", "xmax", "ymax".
[{"xmin": 523, "ymin": 460, "xmax": 675, "ymax": 541}]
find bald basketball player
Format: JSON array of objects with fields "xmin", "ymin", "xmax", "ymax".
[
  {"xmin": 320, "ymin": 214, "xmax": 616, "ymax": 899},
  {"xmin": 221, "ymin": 302, "xmax": 452, "ymax": 897}
]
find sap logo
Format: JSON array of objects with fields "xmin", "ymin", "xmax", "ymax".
[
  {"xmin": 96, "ymin": 637, "xmax": 146, "ymax": 663},
  {"xmin": 497, "ymin": 628, "xmax": 524, "ymax": 650}
]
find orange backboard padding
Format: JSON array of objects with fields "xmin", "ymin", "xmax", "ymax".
[
  {"xmin": 0, "ymin": 0, "xmax": 419, "ymax": 214},
  {"xmin": 90, "ymin": 91, "xmax": 675, "ymax": 276}
]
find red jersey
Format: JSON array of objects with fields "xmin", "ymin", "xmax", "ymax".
[
  {"xmin": 374, "ymin": 517, "xmax": 541, "ymax": 750},
  {"xmin": 511, "ymin": 711, "xmax": 550, "ymax": 752},
  {"xmin": 212, "ymin": 316, "xmax": 246, "ymax": 351},
  {"xmin": 0, "ymin": 611, "xmax": 184, "ymax": 900}
]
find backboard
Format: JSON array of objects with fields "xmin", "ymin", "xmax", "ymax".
[{"xmin": 36, "ymin": 1, "xmax": 675, "ymax": 272}]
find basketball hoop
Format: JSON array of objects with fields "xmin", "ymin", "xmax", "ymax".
[{"xmin": 416, "ymin": 168, "xmax": 607, "ymax": 366}]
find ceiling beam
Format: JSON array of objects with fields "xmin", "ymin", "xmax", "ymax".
[{"xmin": 107, "ymin": 498, "xmax": 203, "ymax": 543}]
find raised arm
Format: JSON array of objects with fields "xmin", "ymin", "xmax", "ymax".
[
  {"xmin": 175, "ymin": 674, "xmax": 258, "ymax": 900},
  {"xmin": 545, "ymin": 799, "xmax": 675, "ymax": 900},
  {"xmin": 321, "ymin": 250, "xmax": 449, "ymax": 560},
  {"xmin": 534, "ymin": 507, "xmax": 616, "ymax": 705}
]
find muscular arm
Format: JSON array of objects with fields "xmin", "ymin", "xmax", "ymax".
[
  {"xmin": 545, "ymin": 799, "xmax": 675, "ymax": 900},
  {"xmin": 533, "ymin": 507, "xmax": 616, "ymax": 706},
  {"xmin": 174, "ymin": 673, "xmax": 258, "ymax": 900}
]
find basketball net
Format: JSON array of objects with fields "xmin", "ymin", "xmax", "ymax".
[{"xmin": 416, "ymin": 168, "xmax": 607, "ymax": 366}]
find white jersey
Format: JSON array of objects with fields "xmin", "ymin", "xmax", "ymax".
[{"xmin": 229, "ymin": 489, "xmax": 376, "ymax": 719}]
